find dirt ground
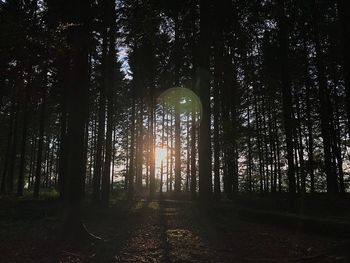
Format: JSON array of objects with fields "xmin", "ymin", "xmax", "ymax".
[{"xmin": 0, "ymin": 198, "xmax": 349, "ymax": 263}]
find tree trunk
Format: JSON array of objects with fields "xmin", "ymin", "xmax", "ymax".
[
  {"xmin": 190, "ymin": 0, "xmax": 198, "ymax": 197},
  {"xmin": 33, "ymin": 85, "xmax": 47, "ymax": 198},
  {"xmin": 17, "ymin": 82, "xmax": 31, "ymax": 196},
  {"xmin": 0, "ymin": 86, "xmax": 17, "ymax": 194},
  {"xmin": 254, "ymin": 90, "xmax": 264, "ymax": 194},
  {"xmin": 136, "ymin": 101, "xmax": 144, "ymax": 191},
  {"xmin": 61, "ymin": 0, "xmax": 93, "ymax": 241},
  {"xmin": 92, "ymin": 24, "xmax": 107, "ymax": 204},
  {"xmin": 197, "ymin": 0, "xmax": 212, "ymax": 199},
  {"xmin": 174, "ymin": 13, "xmax": 181, "ymax": 196},
  {"xmin": 174, "ymin": 102, "xmax": 181, "ymax": 194},
  {"xmin": 186, "ymin": 113, "xmax": 190, "ymax": 192},
  {"xmin": 277, "ymin": 0, "xmax": 296, "ymax": 202},
  {"xmin": 128, "ymin": 97, "xmax": 136, "ymax": 198},
  {"xmin": 213, "ymin": 15, "xmax": 223, "ymax": 198},
  {"xmin": 247, "ymin": 100, "xmax": 253, "ymax": 193},
  {"xmin": 312, "ymin": 0, "xmax": 337, "ymax": 195},
  {"xmin": 304, "ymin": 47, "xmax": 315, "ymax": 195},
  {"xmin": 190, "ymin": 110, "xmax": 197, "ymax": 196},
  {"xmin": 169, "ymin": 107, "xmax": 174, "ymax": 191},
  {"xmin": 160, "ymin": 104, "xmax": 165, "ymax": 195},
  {"xmin": 102, "ymin": 0, "xmax": 116, "ymax": 206},
  {"xmin": 7, "ymin": 83, "xmax": 21, "ymax": 193},
  {"xmin": 296, "ymin": 97, "xmax": 306, "ymax": 196},
  {"xmin": 337, "ymin": 0, "xmax": 350, "ymax": 136},
  {"xmin": 149, "ymin": 98, "xmax": 155, "ymax": 196},
  {"xmin": 57, "ymin": 53, "xmax": 69, "ymax": 200}
]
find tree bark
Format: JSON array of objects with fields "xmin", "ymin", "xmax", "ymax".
[
  {"xmin": 277, "ymin": 0, "xmax": 296, "ymax": 202},
  {"xmin": 0, "ymin": 85, "xmax": 17, "ymax": 194},
  {"xmin": 101, "ymin": 0, "xmax": 116, "ymax": 206},
  {"xmin": 92, "ymin": 21, "xmax": 107, "ymax": 204},
  {"xmin": 337, "ymin": 0, "xmax": 350, "ymax": 136},
  {"xmin": 17, "ymin": 82, "xmax": 31, "ymax": 196},
  {"xmin": 197, "ymin": 0, "xmax": 212, "ymax": 200},
  {"xmin": 312, "ymin": 0, "xmax": 337, "ymax": 195},
  {"xmin": 33, "ymin": 85, "xmax": 47, "ymax": 198},
  {"xmin": 213, "ymin": 7, "xmax": 223, "ymax": 198},
  {"xmin": 61, "ymin": 0, "xmax": 93, "ymax": 241}
]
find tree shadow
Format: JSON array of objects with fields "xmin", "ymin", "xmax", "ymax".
[{"xmin": 59, "ymin": 199, "xmax": 152, "ymax": 262}]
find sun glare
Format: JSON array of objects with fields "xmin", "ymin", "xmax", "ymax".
[{"xmin": 155, "ymin": 147, "xmax": 167, "ymax": 167}]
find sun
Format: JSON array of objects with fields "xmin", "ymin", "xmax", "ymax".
[{"xmin": 155, "ymin": 147, "xmax": 167, "ymax": 167}]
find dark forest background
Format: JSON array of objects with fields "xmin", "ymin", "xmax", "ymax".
[{"xmin": 1, "ymin": 0, "xmax": 350, "ymax": 243}]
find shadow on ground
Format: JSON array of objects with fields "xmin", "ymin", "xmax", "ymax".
[{"xmin": 1, "ymin": 198, "xmax": 349, "ymax": 262}]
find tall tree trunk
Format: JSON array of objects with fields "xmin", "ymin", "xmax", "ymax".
[
  {"xmin": 247, "ymin": 100, "xmax": 253, "ymax": 193},
  {"xmin": 174, "ymin": 102, "xmax": 181, "ymax": 194},
  {"xmin": 197, "ymin": 0, "xmax": 212, "ymax": 199},
  {"xmin": 145, "ymin": 110, "xmax": 150, "ymax": 190},
  {"xmin": 337, "ymin": 0, "xmax": 350, "ymax": 135},
  {"xmin": 333, "ymin": 82, "xmax": 345, "ymax": 194},
  {"xmin": 58, "ymin": 54, "xmax": 69, "ymax": 200},
  {"xmin": 213, "ymin": 14, "xmax": 223, "ymax": 198},
  {"xmin": 160, "ymin": 104, "xmax": 165, "ymax": 195},
  {"xmin": 275, "ymin": 115, "xmax": 282, "ymax": 193},
  {"xmin": 272, "ymin": 109, "xmax": 278, "ymax": 193},
  {"xmin": 254, "ymin": 90, "xmax": 264, "ymax": 194},
  {"xmin": 296, "ymin": 97, "xmax": 306, "ymax": 196},
  {"xmin": 186, "ymin": 113, "xmax": 190, "ymax": 192},
  {"xmin": 136, "ymin": 101, "xmax": 144, "ymax": 191},
  {"xmin": 166, "ymin": 106, "xmax": 170, "ymax": 192},
  {"xmin": 190, "ymin": 0, "xmax": 198, "ymax": 197},
  {"xmin": 312, "ymin": 0, "xmax": 337, "ymax": 195},
  {"xmin": 125, "ymin": 120, "xmax": 130, "ymax": 190},
  {"xmin": 277, "ymin": 0, "xmax": 296, "ymax": 202},
  {"xmin": 268, "ymin": 103, "xmax": 275, "ymax": 193},
  {"xmin": 28, "ymin": 134, "xmax": 37, "ymax": 190},
  {"xmin": 111, "ymin": 129, "xmax": 116, "ymax": 191},
  {"xmin": 62, "ymin": 0, "xmax": 92, "ymax": 240},
  {"xmin": 92, "ymin": 24, "xmax": 107, "ymax": 204},
  {"xmin": 169, "ymin": 107, "xmax": 174, "ymax": 191},
  {"xmin": 262, "ymin": 102, "xmax": 269, "ymax": 193},
  {"xmin": 82, "ymin": 103, "xmax": 90, "ymax": 197},
  {"xmin": 0, "ymin": 86, "xmax": 17, "ymax": 194},
  {"xmin": 7, "ymin": 82, "xmax": 21, "ymax": 193},
  {"xmin": 149, "ymin": 81, "xmax": 156, "ymax": 197},
  {"xmin": 228, "ymin": 0, "xmax": 240, "ymax": 197},
  {"xmin": 190, "ymin": 110, "xmax": 197, "ymax": 196},
  {"xmin": 174, "ymin": 13, "xmax": 181, "ymax": 196},
  {"xmin": 221, "ymin": 52, "xmax": 237, "ymax": 198},
  {"xmin": 304, "ymin": 47, "xmax": 315, "ymax": 195},
  {"xmin": 102, "ymin": 0, "xmax": 116, "ymax": 206},
  {"xmin": 128, "ymin": 98, "xmax": 136, "ymax": 198},
  {"xmin": 33, "ymin": 85, "xmax": 47, "ymax": 198},
  {"xmin": 17, "ymin": 82, "xmax": 31, "ymax": 196}
]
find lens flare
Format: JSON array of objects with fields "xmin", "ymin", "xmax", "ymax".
[{"xmin": 158, "ymin": 87, "xmax": 202, "ymax": 119}]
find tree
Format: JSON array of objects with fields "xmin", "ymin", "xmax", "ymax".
[
  {"xmin": 312, "ymin": 0, "xmax": 337, "ymax": 195},
  {"xmin": 101, "ymin": 0, "xmax": 117, "ymax": 207},
  {"xmin": 61, "ymin": 0, "xmax": 93, "ymax": 240},
  {"xmin": 197, "ymin": 0, "xmax": 212, "ymax": 199},
  {"xmin": 276, "ymin": 0, "xmax": 296, "ymax": 201}
]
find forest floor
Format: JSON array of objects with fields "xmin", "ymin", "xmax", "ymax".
[{"xmin": 0, "ymin": 196, "xmax": 350, "ymax": 263}]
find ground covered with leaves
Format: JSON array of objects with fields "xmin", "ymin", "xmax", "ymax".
[{"xmin": 0, "ymin": 196, "xmax": 349, "ymax": 263}]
